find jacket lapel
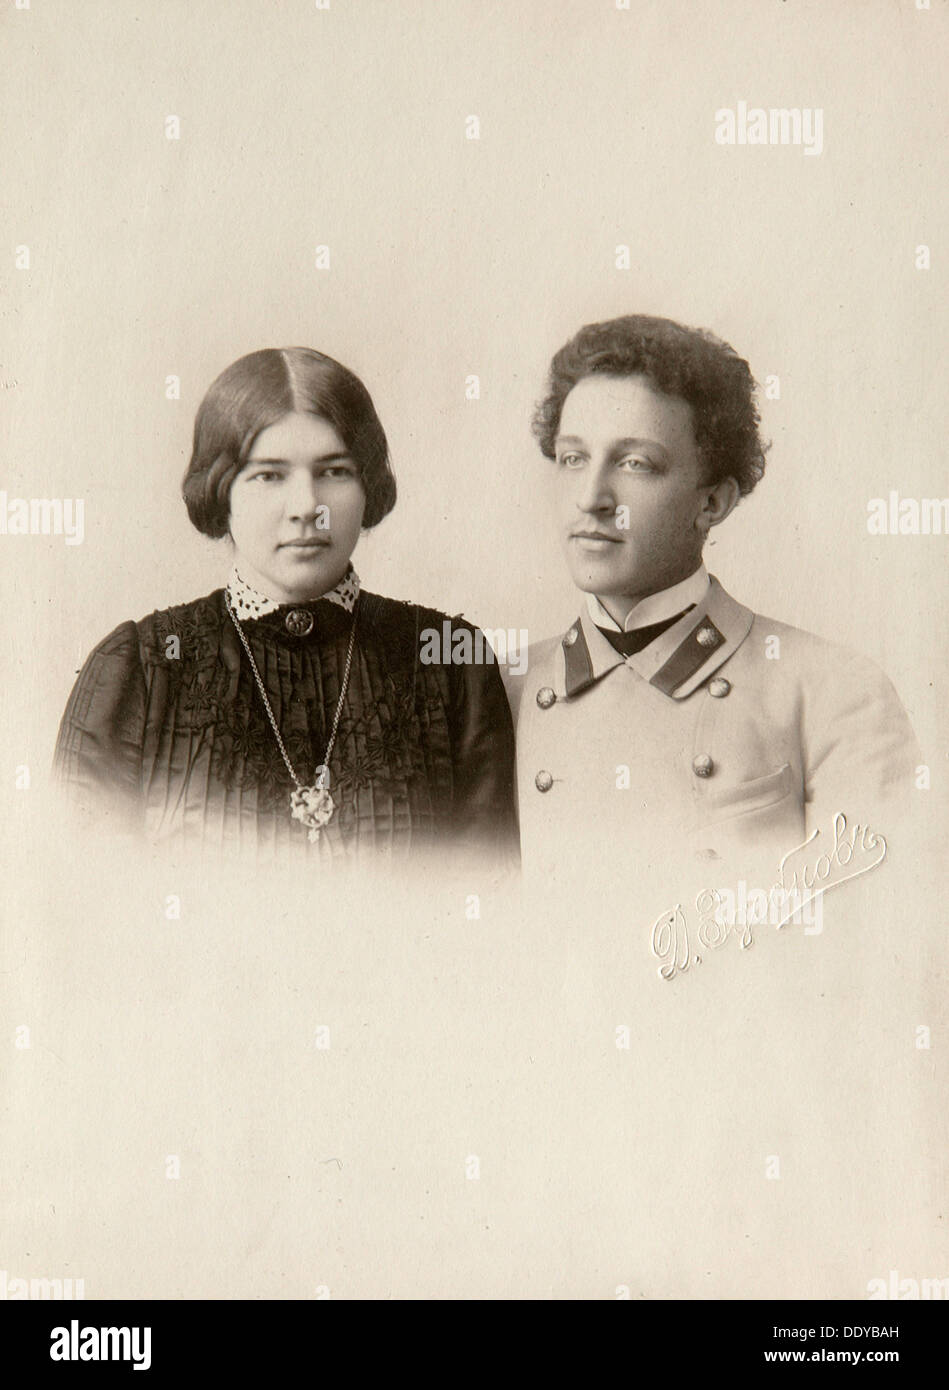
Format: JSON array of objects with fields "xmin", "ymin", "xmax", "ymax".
[
  {"xmin": 559, "ymin": 576, "xmax": 754, "ymax": 701},
  {"xmin": 560, "ymin": 615, "xmax": 624, "ymax": 697}
]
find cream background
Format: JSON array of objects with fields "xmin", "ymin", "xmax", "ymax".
[{"xmin": 1, "ymin": 0, "xmax": 946, "ymax": 1300}]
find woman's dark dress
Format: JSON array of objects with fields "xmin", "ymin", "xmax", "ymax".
[{"xmin": 54, "ymin": 588, "xmax": 518, "ymax": 861}]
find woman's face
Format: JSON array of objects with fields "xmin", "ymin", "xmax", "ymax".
[{"xmin": 228, "ymin": 411, "xmax": 367, "ymax": 603}]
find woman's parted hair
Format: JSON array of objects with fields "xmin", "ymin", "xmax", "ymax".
[
  {"xmin": 532, "ymin": 315, "xmax": 769, "ymax": 496},
  {"xmin": 182, "ymin": 347, "xmax": 397, "ymax": 538}
]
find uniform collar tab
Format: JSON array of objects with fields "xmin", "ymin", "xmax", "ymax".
[
  {"xmin": 640, "ymin": 575, "xmax": 754, "ymax": 698},
  {"xmin": 561, "ymin": 617, "xmax": 623, "ymax": 697},
  {"xmin": 560, "ymin": 576, "xmax": 753, "ymax": 701}
]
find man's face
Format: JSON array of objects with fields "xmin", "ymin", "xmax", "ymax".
[{"xmin": 554, "ymin": 373, "xmax": 712, "ymax": 606}]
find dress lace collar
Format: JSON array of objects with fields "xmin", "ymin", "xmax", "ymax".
[{"xmin": 226, "ymin": 564, "xmax": 360, "ymax": 620}]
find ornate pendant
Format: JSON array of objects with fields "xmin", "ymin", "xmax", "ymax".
[{"xmin": 290, "ymin": 784, "xmax": 335, "ymax": 842}]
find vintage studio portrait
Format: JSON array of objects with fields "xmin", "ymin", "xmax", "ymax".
[
  {"xmin": 53, "ymin": 346, "xmax": 517, "ymax": 864},
  {"xmin": 3, "ymin": 0, "xmax": 943, "ymax": 1328},
  {"xmin": 51, "ymin": 319, "xmax": 921, "ymax": 894},
  {"xmin": 507, "ymin": 314, "xmax": 921, "ymax": 898}
]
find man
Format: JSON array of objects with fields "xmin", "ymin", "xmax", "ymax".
[{"xmin": 508, "ymin": 315, "xmax": 919, "ymax": 891}]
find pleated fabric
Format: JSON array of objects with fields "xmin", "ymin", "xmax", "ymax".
[{"xmin": 54, "ymin": 589, "xmax": 517, "ymax": 864}]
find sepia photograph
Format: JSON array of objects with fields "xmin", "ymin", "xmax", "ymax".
[{"xmin": 2, "ymin": 0, "xmax": 946, "ymax": 1360}]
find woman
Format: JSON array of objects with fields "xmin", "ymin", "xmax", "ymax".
[{"xmin": 54, "ymin": 347, "xmax": 517, "ymax": 861}]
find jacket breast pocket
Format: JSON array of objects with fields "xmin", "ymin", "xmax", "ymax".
[{"xmin": 702, "ymin": 762, "xmax": 797, "ymax": 818}]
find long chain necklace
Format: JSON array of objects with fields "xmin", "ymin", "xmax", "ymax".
[{"xmin": 224, "ymin": 592, "xmax": 359, "ymax": 842}]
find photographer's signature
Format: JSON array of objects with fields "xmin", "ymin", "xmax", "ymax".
[{"xmin": 650, "ymin": 812, "xmax": 886, "ymax": 982}]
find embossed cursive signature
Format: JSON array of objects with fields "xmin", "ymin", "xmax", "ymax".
[{"xmin": 650, "ymin": 812, "xmax": 887, "ymax": 982}]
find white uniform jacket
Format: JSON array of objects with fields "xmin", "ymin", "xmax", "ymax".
[{"xmin": 508, "ymin": 576, "xmax": 919, "ymax": 888}]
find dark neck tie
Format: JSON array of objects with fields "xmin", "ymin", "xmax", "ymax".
[{"xmin": 596, "ymin": 605, "xmax": 695, "ymax": 657}]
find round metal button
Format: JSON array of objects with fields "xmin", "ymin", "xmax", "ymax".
[
  {"xmin": 562, "ymin": 626, "xmax": 579, "ymax": 647},
  {"xmin": 708, "ymin": 677, "xmax": 731, "ymax": 698},
  {"xmin": 692, "ymin": 754, "xmax": 715, "ymax": 778},
  {"xmin": 696, "ymin": 625, "xmax": 718, "ymax": 648},
  {"xmin": 285, "ymin": 609, "xmax": 314, "ymax": 636},
  {"xmin": 536, "ymin": 686, "xmax": 556, "ymax": 709},
  {"xmin": 534, "ymin": 770, "xmax": 554, "ymax": 793}
]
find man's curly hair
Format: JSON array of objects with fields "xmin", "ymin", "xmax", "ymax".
[{"xmin": 532, "ymin": 315, "xmax": 769, "ymax": 496}]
